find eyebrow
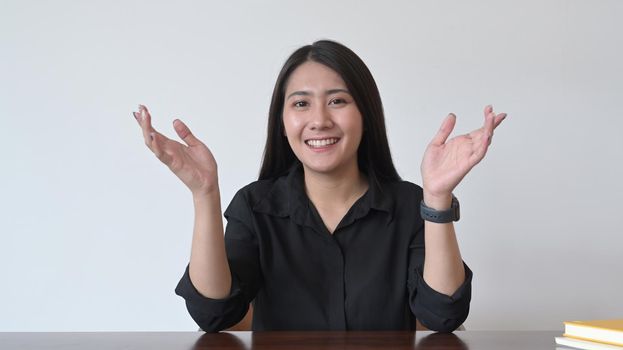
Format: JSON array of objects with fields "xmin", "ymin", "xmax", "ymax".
[{"xmin": 286, "ymin": 88, "xmax": 351, "ymax": 100}]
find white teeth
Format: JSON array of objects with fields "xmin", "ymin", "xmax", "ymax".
[{"xmin": 306, "ymin": 138, "xmax": 339, "ymax": 148}]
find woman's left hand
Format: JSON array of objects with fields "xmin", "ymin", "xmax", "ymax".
[{"xmin": 421, "ymin": 105, "xmax": 507, "ymax": 204}]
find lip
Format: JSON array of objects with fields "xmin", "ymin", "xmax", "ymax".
[{"xmin": 304, "ymin": 137, "xmax": 340, "ymax": 153}]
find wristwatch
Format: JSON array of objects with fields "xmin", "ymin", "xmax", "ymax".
[{"xmin": 420, "ymin": 195, "xmax": 460, "ymax": 223}]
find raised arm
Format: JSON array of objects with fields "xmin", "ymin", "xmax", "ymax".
[
  {"xmin": 420, "ymin": 105, "xmax": 506, "ymax": 295},
  {"xmin": 133, "ymin": 104, "xmax": 231, "ymax": 299}
]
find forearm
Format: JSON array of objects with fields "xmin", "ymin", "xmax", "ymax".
[
  {"xmin": 422, "ymin": 192, "xmax": 465, "ymax": 296},
  {"xmin": 188, "ymin": 189, "xmax": 232, "ymax": 299}
]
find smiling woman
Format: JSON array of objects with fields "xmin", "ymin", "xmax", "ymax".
[{"xmin": 132, "ymin": 40, "xmax": 506, "ymax": 332}]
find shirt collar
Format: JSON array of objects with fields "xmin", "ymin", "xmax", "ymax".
[{"xmin": 253, "ymin": 163, "xmax": 394, "ymax": 227}]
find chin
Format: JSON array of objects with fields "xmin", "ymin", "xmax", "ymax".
[
  {"xmin": 294, "ymin": 148, "xmax": 359, "ymax": 176},
  {"xmin": 300, "ymin": 159, "xmax": 350, "ymax": 176},
  {"xmin": 301, "ymin": 163, "xmax": 337, "ymax": 175}
]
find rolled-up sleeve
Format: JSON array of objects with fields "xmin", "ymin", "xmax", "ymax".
[
  {"xmin": 407, "ymin": 224, "xmax": 473, "ymax": 333},
  {"xmin": 175, "ymin": 189, "xmax": 262, "ymax": 332},
  {"xmin": 175, "ymin": 263, "xmax": 249, "ymax": 332}
]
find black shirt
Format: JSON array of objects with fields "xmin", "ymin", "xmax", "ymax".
[{"xmin": 175, "ymin": 164, "xmax": 472, "ymax": 332}]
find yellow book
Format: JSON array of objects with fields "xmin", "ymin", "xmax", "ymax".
[{"xmin": 563, "ymin": 320, "xmax": 623, "ymax": 347}]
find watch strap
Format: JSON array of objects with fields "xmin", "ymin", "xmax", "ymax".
[{"xmin": 420, "ymin": 195, "xmax": 460, "ymax": 223}]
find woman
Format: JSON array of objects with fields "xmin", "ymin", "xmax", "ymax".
[{"xmin": 132, "ymin": 40, "xmax": 506, "ymax": 332}]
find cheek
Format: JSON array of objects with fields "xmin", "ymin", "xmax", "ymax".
[
  {"xmin": 282, "ymin": 114, "xmax": 304, "ymax": 138},
  {"xmin": 340, "ymin": 113, "xmax": 364, "ymax": 141},
  {"xmin": 346, "ymin": 121, "xmax": 364, "ymax": 152}
]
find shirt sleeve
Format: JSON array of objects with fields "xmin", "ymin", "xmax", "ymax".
[
  {"xmin": 407, "ymin": 223, "xmax": 473, "ymax": 333},
  {"xmin": 175, "ymin": 189, "xmax": 262, "ymax": 332}
]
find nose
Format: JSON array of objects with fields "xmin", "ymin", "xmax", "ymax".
[{"xmin": 309, "ymin": 104, "xmax": 334, "ymax": 130}]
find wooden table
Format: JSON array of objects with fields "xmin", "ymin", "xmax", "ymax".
[{"xmin": 0, "ymin": 331, "xmax": 563, "ymax": 349}]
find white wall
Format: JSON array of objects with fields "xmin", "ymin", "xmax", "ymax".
[{"xmin": 1, "ymin": 0, "xmax": 621, "ymax": 331}]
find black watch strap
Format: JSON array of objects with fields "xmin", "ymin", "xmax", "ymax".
[{"xmin": 420, "ymin": 195, "xmax": 460, "ymax": 223}]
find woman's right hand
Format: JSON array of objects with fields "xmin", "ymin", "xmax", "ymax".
[{"xmin": 133, "ymin": 104, "xmax": 219, "ymax": 197}]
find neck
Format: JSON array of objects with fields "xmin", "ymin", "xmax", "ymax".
[{"xmin": 303, "ymin": 163, "xmax": 369, "ymax": 209}]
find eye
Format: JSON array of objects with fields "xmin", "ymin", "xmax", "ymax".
[
  {"xmin": 329, "ymin": 98, "xmax": 346, "ymax": 105},
  {"xmin": 293, "ymin": 100, "xmax": 308, "ymax": 108}
]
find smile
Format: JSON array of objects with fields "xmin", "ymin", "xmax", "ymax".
[{"xmin": 305, "ymin": 138, "xmax": 340, "ymax": 149}]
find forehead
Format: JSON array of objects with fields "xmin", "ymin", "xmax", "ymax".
[{"xmin": 285, "ymin": 61, "xmax": 347, "ymax": 93}]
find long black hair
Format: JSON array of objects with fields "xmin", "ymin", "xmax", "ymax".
[{"xmin": 258, "ymin": 40, "xmax": 401, "ymax": 185}]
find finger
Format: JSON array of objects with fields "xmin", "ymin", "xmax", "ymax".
[
  {"xmin": 133, "ymin": 108, "xmax": 147, "ymax": 128},
  {"xmin": 141, "ymin": 121, "xmax": 155, "ymax": 150},
  {"xmin": 488, "ymin": 111, "xmax": 507, "ymax": 144},
  {"xmin": 150, "ymin": 132, "xmax": 173, "ymax": 165},
  {"xmin": 493, "ymin": 113, "xmax": 507, "ymax": 129},
  {"xmin": 475, "ymin": 111, "xmax": 496, "ymax": 154},
  {"xmin": 132, "ymin": 108, "xmax": 152, "ymax": 149},
  {"xmin": 484, "ymin": 104, "xmax": 506, "ymax": 129},
  {"xmin": 138, "ymin": 105, "xmax": 159, "ymax": 147},
  {"xmin": 484, "ymin": 110, "xmax": 495, "ymax": 140},
  {"xmin": 139, "ymin": 104, "xmax": 154, "ymax": 130},
  {"xmin": 133, "ymin": 109, "xmax": 151, "ymax": 142},
  {"xmin": 430, "ymin": 113, "xmax": 456, "ymax": 146},
  {"xmin": 472, "ymin": 112, "xmax": 495, "ymax": 148},
  {"xmin": 469, "ymin": 130, "xmax": 491, "ymax": 166},
  {"xmin": 173, "ymin": 119, "xmax": 202, "ymax": 147}
]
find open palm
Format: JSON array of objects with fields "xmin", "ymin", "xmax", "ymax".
[
  {"xmin": 421, "ymin": 105, "xmax": 506, "ymax": 198},
  {"xmin": 133, "ymin": 105, "xmax": 219, "ymax": 196}
]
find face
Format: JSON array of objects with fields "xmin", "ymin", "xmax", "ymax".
[{"xmin": 282, "ymin": 61, "xmax": 364, "ymax": 176}]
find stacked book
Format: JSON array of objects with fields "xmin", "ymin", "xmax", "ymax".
[{"xmin": 555, "ymin": 320, "xmax": 623, "ymax": 350}]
